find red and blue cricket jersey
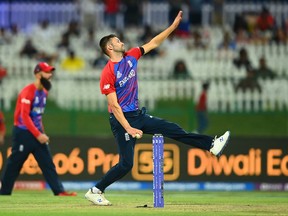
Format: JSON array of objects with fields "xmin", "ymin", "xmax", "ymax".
[
  {"xmin": 196, "ymin": 90, "xmax": 207, "ymax": 111},
  {"xmin": 100, "ymin": 47, "xmax": 142, "ymax": 112},
  {"xmin": 0, "ymin": 111, "xmax": 6, "ymax": 135},
  {"xmin": 14, "ymin": 83, "xmax": 47, "ymax": 138}
]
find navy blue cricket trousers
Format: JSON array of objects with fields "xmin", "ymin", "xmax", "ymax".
[
  {"xmin": 0, "ymin": 126, "xmax": 64, "ymax": 195},
  {"xmin": 96, "ymin": 107, "xmax": 213, "ymax": 192},
  {"xmin": 197, "ymin": 111, "xmax": 209, "ymax": 134}
]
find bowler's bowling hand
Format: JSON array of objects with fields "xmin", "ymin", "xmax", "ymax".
[{"xmin": 127, "ymin": 127, "xmax": 143, "ymax": 139}]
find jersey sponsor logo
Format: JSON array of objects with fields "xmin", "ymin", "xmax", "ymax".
[
  {"xmin": 35, "ymin": 97, "xmax": 39, "ymax": 104},
  {"xmin": 32, "ymin": 107, "xmax": 45, "ymax": 114},
  {"xmin": 103, "ymin": 84, "xmax": 110, "ymax": 90},
  {"xmin": 21, "ymin": 98, "xmax": 31, "ymax": 104},
  {"xmin": 116, "ymin": 71, "xmax": 122, "ymax": 79},
  {"xmin": 127, "ymin": 60, "xmax": 133, "ymax": 68},
  {"xmin": 119, "ymin": 69, "xmax": 136, "ymax": 87}
]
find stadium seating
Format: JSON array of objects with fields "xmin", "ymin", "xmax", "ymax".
[{"xmin": 0, "ymin": 1, "xmax": 287, "ymax": 113}]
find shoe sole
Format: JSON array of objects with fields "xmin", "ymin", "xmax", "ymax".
[
  {"xmin": 85, "ymin": 195, "xmax": 112, "ymax": 206},
  {"xmin": 216, "ymin": 131, "xmax": 231, "ymax": 157}
]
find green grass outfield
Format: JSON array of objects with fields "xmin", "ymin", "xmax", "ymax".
[
  {"xmin": 2, "ymin": 99, "xmax": 288, "ymax": 137},
  {"xmin": 0, "ymin": 190, "xmax": 287, "ymax": 215}
]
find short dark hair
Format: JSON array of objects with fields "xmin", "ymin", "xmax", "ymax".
[
  {"xmin": 202, "ymin": 82, "xmax": 210, "ymax": 90},
  {"xmin": 99, "ymin": 34, "xmax": 117, "ymax": 56}
]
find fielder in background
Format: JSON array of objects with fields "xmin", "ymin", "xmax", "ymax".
[
  {"xmin": 85, "ymin": 11, "xmax": 230, "ymax": 206},
  {"xmin": 0, "ymin": 110, "xmax": 6, "ymax": 145},
  {"xmin": 196, "ymin": 82, "xmax": 210, "ymax": 134},
  {"xmin": 0, "ymin": 62, "xmax": 76, "ymax": 196}
]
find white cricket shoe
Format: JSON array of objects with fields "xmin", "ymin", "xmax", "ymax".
[
  {"xmin": 85, "ymin": 189, "xmax": 112, "ymax": 206},
  {"xmin": 210, "ymin": 131, "xmax": 230, "ymax": 157}
]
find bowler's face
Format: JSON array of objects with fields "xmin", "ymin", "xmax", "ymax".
[{"xmin": 110, "ymin": 37, "xmax": 125, "ymax": 53}]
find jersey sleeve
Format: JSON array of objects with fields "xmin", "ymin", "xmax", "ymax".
[
  {"xmin": 126, "ymin": 47, "xmax": 143, "ymax": 60},
  {"xmin": 100, "ymin": 63, "xmax": 116, "ymax": 95},
  {"xmin": 20, "ymin": 87, "xmax": 42, "ymax": 138}
]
